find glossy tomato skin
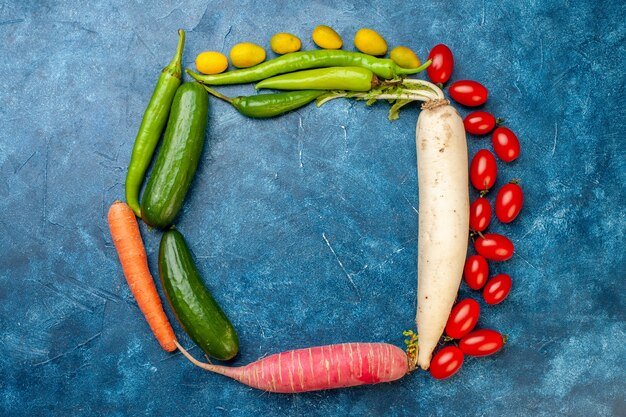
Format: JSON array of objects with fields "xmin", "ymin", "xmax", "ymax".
[
  {"xmin": 449, "ymin": 80, "xmax": 488, "ymax": 106},
  {"xmin": 464, "ymin": 111, "xmax": 496, "ymax": 135},
  {"xmin": 445, "ymin": 299, "xmax": 480, "ymax": 339},
  {"xmin": 429, "ymin": 346, "xmax": 464, "ymax": 379},
  {"xmin": 483, "ymin": 274, "xmax": 512, "ymax": 305},
  {"xmin": 496, "ymin": 182, "xmax": 524, "ymax": 223},
  {"xmin": 470, "ymin": 149, "xmax": 498, "ymax": 191},
  {"xmin": 469, "ymin": 197, "xmax": 492, "ymax": 232},
  {"xmin": 464, "ymin": 255, "xmax": 489, "ymax": 290},
  {"xmin": 474, "ymin": 233, "xmax": 514, "ymax": 261},
  {"xmin": 492, "ymin": 127, "xmax": 520, "ymax": 162},
  {"xmin": 460, "ymin": 329, "xmax": 504, "ymax": 356},
  {"xmin": 426, "ymin": 44, "xmax": 454, "ymax": 83}
]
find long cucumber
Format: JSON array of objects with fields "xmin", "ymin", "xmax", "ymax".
[
  {"xmin": 159, "ymin": 230, "xmax": 239, "ymax": 361},
  {"xmin": 141, "ymin": 82, "xmax": 208, "ymax": 228}
]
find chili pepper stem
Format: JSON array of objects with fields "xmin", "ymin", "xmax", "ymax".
[
  {"xmin": 165, "ymin": 29, "xmax": 185, "ymax": 77},
  {"xmin": 394, "ymin": 59, "xmax": 432, "ymax": 76},
  {"xmin": 371, "ymin": 74, "xmax": 381, "ymax": 89},
  {"xmin": 201, "ymin": 85, "xmax": 233, "ymax": 104},
  {"xmin": 186, "ymin": 68, "xmax": 203, "ymax": 81}
]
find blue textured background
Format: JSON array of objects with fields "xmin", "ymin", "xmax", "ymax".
[{"xmin": 1, "ymin": 1, "xmax": 624, "ymax": 416}]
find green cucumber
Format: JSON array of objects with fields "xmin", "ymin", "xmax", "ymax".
[
  {"xmin": 159, "ymin": 230, "xmax": 239, "ymax": 360},
  {"xmin": 141, "ymin": 82, "xmax": 208, "ymax": 228}
]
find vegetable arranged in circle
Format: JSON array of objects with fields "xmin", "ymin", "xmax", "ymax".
[
  {"xmin": 464, "ymin": 255, "xmax": 489, "ymax": 290},
  {"xmin": 230, "ymin": 42, "xmax": 266, "ymax": 68},
  {"xmin": 449, "ymin": 80, "xmax": 488, "ymax": 106},
  {"xmin": 390, "ymin": 46, "xmax": 421, "ymax": 69},
  {"xmin": 483, "ymin": 274, "xmax": 512, "ymax": 305},
  {"xmin": 474, "ymin": 233, "xmax": 514, "ymax": 261},
  {"xmin": 159, "ymin": 230, "xmax": 239, "ymax": 360},
  {"xmin": 464, "ymin": 111, "xmax": 497, "ymax": 135},
  {"xmin": 113, "ymin": 25, "xmax": 523, "ymax": 388},
  {"xmin": 460, "ymin": 329, "xmax": 505, "ymax": 357},
  {"xmin": 204, "ymin": 86, "xmax": 323, "ymax": 118},
  {"xmin": 496, "ymin": 182, "xmax": 524, "ymax": 223},
  {"xmin": 469, "ymin": 197, "xmax": 492, "ymax": 232},
  {"xmin": 354, "ymin": 28, "xmax": 388, "ymax": 56},
  {"xmin": 176, "ymin": 341, "xmax": 409, "ymax": 392},
  {"xmin": 426, "ymin": 43, "xmax": 454, "ymax": 83},
  {"xmin": 415, "ymin": 98, "xmax": 469, "ymax": 370},
  {"xmin": 270, "ymin": 32, "xmax": 302, "ymax": 54},
  {"xmin": 445, "ymin": 298, "xmax": 480, "ymax": 339},
  {"xmin": 429, "ymin": 346, "xmax": 464, "ymax": 380},
  {"xmin": 492, "ymin": 127, "xmax": 521, "ymax": 162},
  {"xmin": 256, "ymin": 66, "xmax": 379, "ymax": 91},
  {"xmin": 470, "ymin": 149, "xmax": 498, "ymax": 191},
  {"xmin": 108, "ymin": 201, "xmax": 177, "ymax": 352},
  {"xmin": 125, "ymin": 29, "xmax": 185, "ymax": 217},
  {"xmin": 187, "ymin": 50, "xmax": 430, "ymax": 85},
  {"xmin": 196, "ymin": 51, "xmax": 228, "ymax": 75},
  {"xmin": 312, "ymin": 25, "xmax": 343, "ymax": 49},
  {"xmin": 140, "ymin": 82, "xmax": 209, "ymax": 229}
]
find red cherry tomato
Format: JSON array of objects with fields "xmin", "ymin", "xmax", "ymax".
[
  {"xmin": 470, "ymin": 149, "xmax": 497, "ymax": 191},
  {"xmin": 460, "ymin": 329, "xmax": 504, "ymax": 356},
  {"xmin": 469, "ymin": 197, "xmax": 492, "ymax": 232},
  {"xmin": 445, "ymin": 298, "xmax": 480, "ymax": 339},
  {"xmin": 426, "ymin": 44, "xmax": 454, "ymax": 83},
  {"xmin": 495, "ymin": 182, "xmax": 524, "ymax": 223},
  {"xmin": 483, "ymin": 274, "xmax": 512, "ymax": 305},
  {"xmin": 449, "ymin": 80, "xmax": 488, "ymax": 106},
  {"xmin": 464, "ymin": 111, "xmax": 496, "ymax": 135},
  {"xmin": 463, "ymin": 255, "xmax": 489, "ymax": 290},
  {"xmin": 492, "ymin": 127, "xmax": 520, "ymax": 162},
  {"xmin": 429, "ymin": 346, "xmax": 464, "ymax": 379},
  {"xmin": 474, "ymin": 233, "xmax": 514, "ymax": 261}
]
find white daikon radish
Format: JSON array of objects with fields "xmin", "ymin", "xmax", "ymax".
[{"xmin": 415, "ymin": 100, "xmax": 469, "ymax": 370}]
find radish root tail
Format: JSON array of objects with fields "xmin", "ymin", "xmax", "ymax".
[{"xmin": 174, "ymin": 340, "xmax": 216, "ymax": 371}]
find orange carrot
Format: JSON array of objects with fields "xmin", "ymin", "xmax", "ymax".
[
  {"xmin": 175, "ymin": 340, "xmax": 409, "ymax": 393},
  {"xmin": 108, "ymin": 201, "xmax": 177, "ymax": 352}
]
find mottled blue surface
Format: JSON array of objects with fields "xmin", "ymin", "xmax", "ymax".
[{"xmin": 1, "ymin": 0, "xmax": 624, "ymax": 416}]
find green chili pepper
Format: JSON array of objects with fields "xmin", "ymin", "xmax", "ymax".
[
  {"xmin": 256, "ymin": 67, "xmax": 378, "ymax": 92},
  {"xmin": 125, "ymin": 29, "xmax": 185, "ymax": 217},
  {"xmin": 186, "ymin": 50, "xmax": 431, "ymax": 85},
  {"xmin": 202, "ymin": 85, "xmax": 323, "ymax": 118}
]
